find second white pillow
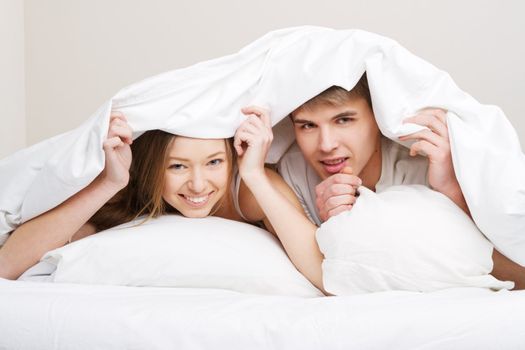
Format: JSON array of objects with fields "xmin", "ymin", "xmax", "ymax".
[{"xmin": 316, "ymin": 185, "xmax": 514, "ymax": 295}]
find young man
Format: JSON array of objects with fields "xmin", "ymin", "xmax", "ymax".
[{"xmin": 277, "ymin": 73, "xmax": 525, "ymax": 288}]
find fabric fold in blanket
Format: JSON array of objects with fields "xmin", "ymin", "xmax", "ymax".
[{"xmin": 0, "ymin": 26, "xmax": 524, "ymax": 265}]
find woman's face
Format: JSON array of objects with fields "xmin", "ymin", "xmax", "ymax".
[{"xmin": 162, "ymin": 137, "xmax": 230, "ymax": 218}]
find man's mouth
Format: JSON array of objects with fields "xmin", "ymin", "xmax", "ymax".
[
  {"xmin": 179, "ymin": 192, "xmax": 213, "ymax": 208},
  {"xmin": 320, "ymin": 157, "xmax": 348, "ymax": 174}
]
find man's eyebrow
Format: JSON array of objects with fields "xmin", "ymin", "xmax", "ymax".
[
  {"xmin": 292, "ymin": 110, "xmax": 357, "ymax": 124},
  {"xmin": 331, "ymin": 111, "xmax": 357, "ymax": 119}
]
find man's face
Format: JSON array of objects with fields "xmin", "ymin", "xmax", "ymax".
[{"xmin": 292, "ymin": 97, "xmax": 381, "ymax": 180}]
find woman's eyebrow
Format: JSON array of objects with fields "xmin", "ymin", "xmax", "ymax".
[
  {"xmin": 168, "ymin": 152, "xmax": 225, "ymax": 162},
  {"xmin": 292, "ymin": 118, "xmax": 313, "ymax": 124},
  {"xmin": 168, "ymin": 156, "xmax": 189, "ymax": 161},
  {"xmin": 206, "ymin": 151, "xmax": 225, "ymax": 159}
]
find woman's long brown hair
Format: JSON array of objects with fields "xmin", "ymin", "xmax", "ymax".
[{"xmin": 89, "ymin": 130, "xmax": 234, "ymax": 232}]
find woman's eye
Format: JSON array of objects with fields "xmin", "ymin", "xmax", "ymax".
[
  {"xmin": 169, "ymin": 163, "xmax": 185, "ymax": 170},
  {"xmin": 208, "ymin": 158, "xmax": 224, "ymax": 166}
]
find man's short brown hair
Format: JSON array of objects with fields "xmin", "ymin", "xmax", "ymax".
[{"xmin": 292, "ymin": 73, "xmax": 372, "ymax": 116}]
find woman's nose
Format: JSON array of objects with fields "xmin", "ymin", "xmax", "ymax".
[{"xmin": 188, "ymin": 170, "xmax": 206, "ymax": 193}]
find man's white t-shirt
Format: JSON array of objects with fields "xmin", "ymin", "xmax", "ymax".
[{"xmin": 277, "ymin": 137, "xmax": 429, "ymax": 226}]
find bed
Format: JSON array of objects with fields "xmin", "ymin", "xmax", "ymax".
[
  {"xmin": 1, "ymin": 279, "xmax": 524, "ymax": 349},
  {"xmin": 2, "ymin": 26, "xmax": 525, "ymax": 349}
]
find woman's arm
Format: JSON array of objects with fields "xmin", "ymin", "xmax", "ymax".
[
  {"xmin": 235, "ymin": 106, "xmax": 326, "ymax": 293},
  {"xmin": 0, "ymin": 113, "xmax": 132, "ymax": 280},
  {"xmin": 0, "ymin": 178, "xmax": 122, "ymax": 279}
]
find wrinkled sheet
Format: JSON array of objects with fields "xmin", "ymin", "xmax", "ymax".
[{"xmin": 1, "ymin": 279, "xmax": 525, "ymax": 349}]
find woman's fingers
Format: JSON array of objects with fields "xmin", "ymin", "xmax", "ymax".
[
  {"xmin": 103, "ymin": 136, "xmax": 125, "ymax": 156},
  {"xmin": 242, "ymin": 121, "xmax": 260, "ymax": 136},
  {"xmin": 108, "ymin": 112, "xmax": 133, "ymax": 144},
  {"xmin": 108, "ymin": 124, "xmax": 133, "ymax": 145},
  {"xmin": 241, "ymin": 106, "xmax": 272, "ymax": 128},
  {"xmin": 233, "ymin": 132, "xmax": 245, "ymax": 156}
]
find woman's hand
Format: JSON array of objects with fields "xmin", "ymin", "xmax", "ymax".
[
  {"xmin": 99, "ymin": 112, "xmax": 133, "ymax": 190},
  {"xmin": 234, "ymin": 106, "xmax": 273, "ymax": 183},
  {"xmin": 399, "ymin": 108, "xmax": 469, "ymax": 214}
]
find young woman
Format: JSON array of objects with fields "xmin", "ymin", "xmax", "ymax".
[{"xmin": 0, "ymin": 108, "xmax": 323, "ymax": 290}]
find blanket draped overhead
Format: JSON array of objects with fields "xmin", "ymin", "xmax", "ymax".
[{"xmin": 1, "ymin": 26, "xmax": 524, "ymax": 264}]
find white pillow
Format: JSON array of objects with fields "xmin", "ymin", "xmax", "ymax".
[
  {"xmin": 316, "ymin": 185, "xmax": 514, "ymax": 295},
  {"xmin": 37, "ymin": 215, "xmax": 323, "ymax": 297}
]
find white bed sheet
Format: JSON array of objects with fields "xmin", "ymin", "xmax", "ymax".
[{"xmin": 1, "ymin": 279, "xmax": 524, "ymax": 349}]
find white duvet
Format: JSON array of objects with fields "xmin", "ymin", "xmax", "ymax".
[{"xmin": 1, "ymin": 26, "xmax": 524, "ymax": 267}]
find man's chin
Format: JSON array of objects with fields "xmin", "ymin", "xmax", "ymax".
[{"xmin": 312, "ymin": 166, "xmax": 330, "ymax": 180}]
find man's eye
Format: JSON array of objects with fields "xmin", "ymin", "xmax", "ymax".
[
  {"xmin": 169, "ymin": 163, "xmax": 185, "ymax": 170},
  {"xmin": 336, "ymin": 117, "xmax": 354, "ymax": 124},
  {"xmin": 301, "ymin": 123, "xmax": 315, "ymax": 130}
]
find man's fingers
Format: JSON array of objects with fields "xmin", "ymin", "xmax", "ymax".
[
  {"xmin": 325, "ymin": 194, "xmax": 357, "ymax": 210},
  {"xmin": 403, "ymin": 113, "xmax": 448, "ymax": 138},
  {"xmin": 326, "ymin": 205, "xmax": 353, "ymax": 220},
  {"xmin": 409, "ymin": 140, "xmax": 437, "ymax": 158},
  {"xmin": 315, "ymin": 173, "xmax": 361, "ymax": 197},
  {"xmin": 323, "ymin": 183, "xmax": 357, "ymax": 198},
  {"xmin": 341, "ymin": 166, "xmax": 353, "ymax": 175},
  {"xmin": 399, "ymin": 129, "xmax": 446, "ymax": 149},
  {"xmin": 418, "ymin": 107, "xmax": 447, "ymax": 125},
  {"xmin": 318, "ymin": 194, "xmax": 356, "ymax": 220}
]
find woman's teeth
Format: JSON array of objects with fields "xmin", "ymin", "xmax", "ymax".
[{"xmin": 186, "ymin": 195, "xmax": 208, "ymax": 203}]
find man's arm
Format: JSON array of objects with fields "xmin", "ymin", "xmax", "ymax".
[{"xmin": 399, "ymin": 108, "xmax": 470, "ymax": 215}]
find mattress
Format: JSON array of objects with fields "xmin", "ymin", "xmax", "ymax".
[{"xmin": 1, "ymin": 279, "xmax": 524, "ymax": 349}]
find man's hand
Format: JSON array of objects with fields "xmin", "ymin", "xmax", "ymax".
[
  {"xmin": 399, "ymin": 108, "xmax": 469, "ymax": 214},
  {"xmin": 315, "ymin": 167, "xmax": 361, "ymax": 222}
]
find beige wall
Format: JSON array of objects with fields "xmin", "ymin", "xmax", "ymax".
[
  {"xmin": 4, "ymin": 0, "xmax": 525, "ymax": 156},
  {"xmin": 0, "ymin": 0, "xmax": 25, "ymax": 159}
]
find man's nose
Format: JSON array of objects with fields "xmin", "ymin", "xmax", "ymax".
[{"xmin": 319, "ymin": 127, "xmax": 338, "ymax": 153}]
